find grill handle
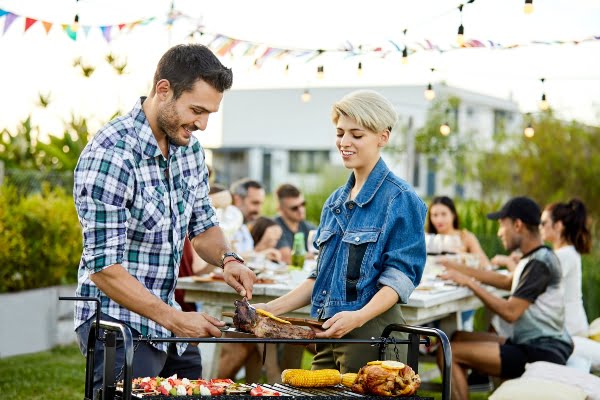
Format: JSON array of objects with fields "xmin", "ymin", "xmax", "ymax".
[{"xmin": 378, "ymin": 324, "xmax": 451, "ymax": 400}]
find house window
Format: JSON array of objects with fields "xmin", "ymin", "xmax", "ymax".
[
  {"xmin": 289, "ymin": 150, "xmax": 329, "ymax": 173},
  {"xmin": 493, "ymin": 109, "xmax": 509, "ymax": 136}
]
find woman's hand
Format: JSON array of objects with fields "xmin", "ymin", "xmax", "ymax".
[
  {"xmin": 491, "ymin": 254, "xmax": 518, "ymax": 271},
  {"xmin": 260, "ymin": 248, "xmax": 282, "ymax": 263},
  {"xmin": 315, "ymin": 310, "xmax": 365, "ymax": 339},
  {"xmin": 438, "ymin": 256, "xmax": 462, "ymax": 269}
]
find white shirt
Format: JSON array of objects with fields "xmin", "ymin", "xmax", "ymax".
[{"xmin": 555, "ymin": 245, "xmax": 589, "ymax": 336}]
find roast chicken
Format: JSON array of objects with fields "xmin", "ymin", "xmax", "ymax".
[
  {"xmin": 233, "ymin": 299, "xmax": 315, "ymax": 339},
  {"xmin": 351, "ymin": 361, "xmax": 421, "ymax": 396}
]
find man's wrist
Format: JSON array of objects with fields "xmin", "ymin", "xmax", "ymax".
[{"xmin": 220, "ymin": 251, "xmax": 245, "ymax": 269}]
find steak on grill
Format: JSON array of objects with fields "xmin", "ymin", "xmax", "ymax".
[{"xmin": 233, "ymin": 299, "xmax": 316, "ymax": 339}]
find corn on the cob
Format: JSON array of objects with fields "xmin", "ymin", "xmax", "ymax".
[
  {"xmin": 281, "ymin": 369, "xmax": 341, "ymax": 387},
  {"xmin": 341, "ymin": 373, "xmax": 358, "ymax": 388}
]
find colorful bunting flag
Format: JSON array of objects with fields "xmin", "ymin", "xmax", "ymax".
[
  {"xmin": 24, "ymin": 17, "xmax": 37, "ymax": 32},
  {"xmin": 3, "ymin": 12, "xmax": 17, "ymax": 34},
  {"xmin": 42, "ymin": 21, "xmax": 52, "ymax": 34}
]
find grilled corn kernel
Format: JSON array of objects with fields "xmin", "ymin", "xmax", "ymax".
[
  {"xmin": 341, "ymin": 373, "xmax": 358, "ymax": 387},
  {"xmin": 281, "ymin": 369, "xmax": 341, "ymax": 387}
]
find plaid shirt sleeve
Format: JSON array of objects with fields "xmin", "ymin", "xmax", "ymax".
[
  {"xmin": 74, "ymin": 147, "xmax": 134, "ymax": 273},
  {"xmin": 188, "ymin": 150, "xmax": 219, "ymax": 239}
]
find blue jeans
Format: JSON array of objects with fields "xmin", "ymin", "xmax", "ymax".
[{"xmin": 76, "ymin": 313, "xmax": 202, "ymax": 397}]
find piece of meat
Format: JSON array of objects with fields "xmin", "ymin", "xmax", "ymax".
[
  {"xmin": 352, "ymin": 364, "xmax": 421, "ymax": 396},
  {"xmin": 233, "ymin": 299, "xmax": 315, "ymax": 339}
]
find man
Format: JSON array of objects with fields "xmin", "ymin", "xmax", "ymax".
[
  {"xmin": 73, "ymin": 44, "xmax": 255, "ymax": 393},
  {"xmin": 274, "ymin": 183, "xmax": 316, "ymax": 264},
  {"xmin": 229, "ymin": 178, "xmax": 265, "ymax": 253},
  {"xmin": 439, "ymin": 196, "xmax": 573, "ymax": 400}
]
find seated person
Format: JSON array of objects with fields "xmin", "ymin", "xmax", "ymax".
[
  {"xmin": 250, "ymin": 216, "xmax": 283, "ymax": 264},
  {"xmin": 439, "ymin": 196, "xmax": 573, "ymax": 400}
]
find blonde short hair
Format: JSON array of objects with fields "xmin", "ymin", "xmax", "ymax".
[{"xmin": 331, "ymin": 90, "xmax": 398, "ymax": 133}]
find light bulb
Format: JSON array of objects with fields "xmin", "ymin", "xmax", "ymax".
[
  {"xmin": 284, "ymin": 64, "xmax": 289, "ymax": 76},
  {"xmin": 301, "ymin": 89, "xmax": 311, "ymax": 103},
  {"xmin": 539, "ymin": 94, "xmax": 549, "ymax": 111},
  {"xmin": 524, "ymin": 124, "xmax": 535, "ymax": 138},
  {"xmin": 524, "ymin": 0, "xmax": 534, "ymax": 14},
  {"xmin": 72, "ymin": 14, "xmax": 80, "ymax": 32},
  {"xmin": 457, "ymin": 24, "xmax": 465, "ymax": 46},
  {"xmin": 316, "ymin": 65, "xmax": 324, "ymax": 80},
  {"xmin": 402, "ymin": 47, "xmax": 408, "ymax": 64},
  {"xmin": 440, "ymin": 123, "xmax": 451, "ymax": 136},
  {"xmin": 424, "ymin": 83, "xmax": 435, "ymax": 101},
  {"xmin": 357, "ymin": 62, "xmax": 363, "ymax": 77}
]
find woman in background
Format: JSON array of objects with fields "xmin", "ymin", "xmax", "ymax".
[
  {"xmin": 428, "ymin": 196, "xmax": 491, "ymax": 331},
  {"xmin": 540, "ymin": 198, "xmax": 599, "ymax": 372},
  {"xmin": 250, "ymin": 216, "xmax": 283, "ymax": 263}
]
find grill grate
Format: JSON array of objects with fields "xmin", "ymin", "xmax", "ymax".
[{"xmin": 116, "ymin": 383, "xmax": 433, "ymax": 400}]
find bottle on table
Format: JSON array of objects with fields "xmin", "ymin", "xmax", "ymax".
[{"xmin": 290, "ymin": 232, "xmax": 306, "ymax": 269}]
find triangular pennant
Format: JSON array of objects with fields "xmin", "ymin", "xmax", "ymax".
[
  {"xmin": 101, "ymin": 26, "xmax": 112, "ymax": 43},
  {"xmin": 61, "ymin": 23, "xmax": 77, "ymax": 40},
  {"xmin": 3, "ymin": 12, "xmax": 17, "ymax": 34},
  {"xmin": 118, "ymin": 23, "xmax": 125, "ymax": 31},
  {"xmin": 82, "ymin": 25, "xmax": 91, "ymax": 37},
  {"xmin": 0, "ymin": 9, "xmax": 9, "ymax": 18},
  {"xmin": 42, "ymin": 21, "xmax": 52, "ymax": 34},
  {"xmin": 24, "ymin": 17, "xmax": 37, "ymax": 32}
]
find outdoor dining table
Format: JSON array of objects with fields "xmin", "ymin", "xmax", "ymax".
[{"xmin": 177, "ymin": 275, "xmax": 508, "ymax": 378}]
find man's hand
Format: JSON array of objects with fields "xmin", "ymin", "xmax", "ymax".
[
  {"xmin": 315, "ymin": 310, "xmax": 364, "ymax": 339},
  {"xmin": 223, "ymin": 261, "xmax": 256, "ymax": 299},
  {"xmin": 439, "ymin": 268, "xmax": 475, "ymax": 287},
  {"xmin": 168, "ymin": 310, "xmax": 225, "ymax": 340}
]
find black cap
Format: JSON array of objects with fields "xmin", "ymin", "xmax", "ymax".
[{"xmin": 487, "ymin": 196, "xmax": 541, "ymax": 225}]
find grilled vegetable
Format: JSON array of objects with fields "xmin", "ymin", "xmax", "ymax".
[
  {"xmin": 281, "ymin": 369, "xmax": 341, "ymax": 387},
  {"xmin": 341, "ymin": 373, "xmax": 358, "ymax": 387}
]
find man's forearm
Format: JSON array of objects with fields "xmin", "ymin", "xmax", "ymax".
[
  {"xmin": 453, "ymin": 265, "xmax": 512, "ymax": 290},
  {"xmin": 90, "ymin": 264, "xmax": 175, "ymax": 331},
  {"xmin": 191, "ymin": 226, "xmax": 232, "ymax": 266},
  {"xmin": 465, "ymin": 279, "xmax": 514, "ymax": 322}
]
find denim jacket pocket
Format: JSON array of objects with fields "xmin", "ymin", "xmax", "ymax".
[
  {"xmin": 141, "ymin": 185, "xmax": 166, "ymax": 230},
  {"xmin": 341, "ymin": 230, "xmax": 380, "ymax": 302}
]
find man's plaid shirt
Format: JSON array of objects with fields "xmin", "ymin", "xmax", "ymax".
[{"xmin": 73, "ymin": 97, "xmax": 219, "ymax": 352}]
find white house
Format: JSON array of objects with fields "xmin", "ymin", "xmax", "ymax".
[{"xmin": 200, "ymin": 84, "xmax": 521, "ymax": 199}]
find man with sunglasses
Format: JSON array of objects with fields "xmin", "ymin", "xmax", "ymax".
[{"xmin": 274, "ymin": 183, "xmax": 316, "ymax": 265}]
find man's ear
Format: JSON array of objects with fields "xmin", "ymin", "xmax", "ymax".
[
  {"xmin": 513, "ymin": 218, "xmax": 525, "ymax": 233},
  {"xmin": 155, "ymin": 79, "xmax": 171, "ymax": 100}
]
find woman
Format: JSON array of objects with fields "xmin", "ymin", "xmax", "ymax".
[
  {"xmin": 250, "ymin": 216, "xmax": 283, "ymax": 263},
  {"xmin": 254, "ymin": 90, "xmax": 427, "ymax": 372},
  {"xmin": 540, "ymin": 199, "xmax": 599, "ymax": 371},
  {"xmin": 428, "ymin": 196, "xmax": 491, "ymax": 268},
  {"xmin": 429, "ymin": 196, "xmax": 492, "ymax": 331}
]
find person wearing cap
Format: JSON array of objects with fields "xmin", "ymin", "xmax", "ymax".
[{"xmin": 438, "ymin": 196, "xmax": 573, "ymax": 400}]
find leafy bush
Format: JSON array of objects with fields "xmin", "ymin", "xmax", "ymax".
[{"xmin": 0, "ymin": 184, "xmax": 82, "ymax": 292}]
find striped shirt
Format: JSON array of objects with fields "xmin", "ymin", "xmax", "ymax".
[{"xmin": 73, "ymin": 97, "xmax": 218, "ymax": 352}]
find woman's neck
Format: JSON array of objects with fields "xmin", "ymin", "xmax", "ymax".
[
  {"xmin": 351, "ymin": 158, "xmax": 379, "ymax": 200},
  {"xmin": 553, "ymin": 237, "xmax": 570, "ymax": 249}
]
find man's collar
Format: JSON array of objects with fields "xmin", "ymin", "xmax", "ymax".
[{"xmin": 132, "ymin": 97, "xmax": 163, "ymax": 160}]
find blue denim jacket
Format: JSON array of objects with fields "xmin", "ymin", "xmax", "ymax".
[{"xmin": 309, "ymin": 158, "xmax": 427, "ymax": 319}]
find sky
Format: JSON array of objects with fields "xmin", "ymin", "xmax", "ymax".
[{"xmin": 0, "ymin": 0, "xmax": 599, "ymax": 139}]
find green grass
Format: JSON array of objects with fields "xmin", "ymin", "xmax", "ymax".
[{"xmin": 0, "ymin": 345, "xmax": 86, "ymax": 400}]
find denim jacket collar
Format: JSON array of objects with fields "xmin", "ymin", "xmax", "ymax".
[{"xmin": 329, "ymin": 157, "xmax": 390, "ymax": 209}]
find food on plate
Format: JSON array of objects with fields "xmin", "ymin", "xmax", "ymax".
[
  {"xmin": 341, "ymin": 372, "xmax": 358, "ymax": 387},
  {"xmin": 281, "ymin": 368, "xmax": 342, "ymax": 387},
  {"xmin": 250, "ymin": 385, "xmax": 281, "ymax": 396},
  {"xmin": 351, "ymin": 361, "xmax": 421, "ymax": 396},
  {"xmin": 233, "ymin": 299, "xmax": 315, "ymax": 339}
]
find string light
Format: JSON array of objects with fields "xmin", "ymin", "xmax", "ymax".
[
  {"xmin": 316, "ymin": 65, "xmax": 324, "ymax": 80},
  {"xmin": 357, "ymin": 62, "xmax": 363, "ymax": 77},
  {"xmin": 402, "ymin": 29, "xmax": 409, "ymax": 64},
  {"xmin": 456, "ymin": 5, "xmax": 465, "ymax": 46},
  {"xmin": 301, "ymin": 89, "xmax": 311, "ymax": 103},
  {"xmin": 524, "ymin": 0, "xmax": 534, "ymax": 14},
  {"xmin": 524, "ymin": 123, "xmax": 535, "ymax": 137},
  {"xmin": 424, "ymin": 68, "xmax": 436, "ymax": 100},
  {"xmin": 72, "ymin": 0, "xmax": 80, "ymax": 32},
  {"xmin": 284, "ymin": 64, "xmax": 289, "ymax": 76},
  {"xmin": 440, "ymin": 108, "xmax": 451, "ymax": 135},
  {"xmin": 539, "ymin": 78, "xmax": 549, "ymax": 111}
]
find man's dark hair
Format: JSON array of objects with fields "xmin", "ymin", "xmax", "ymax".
[
  {"xmin": 152, "ymin": 44, "xmax": 233, "ymax": 99},
  {"xmin": 276, "ymin": 183, "xmax": 301, "ymax": 201},
  {"xmin": 230, "ymin": 178, "xmax": 263, "ymax": 199}
]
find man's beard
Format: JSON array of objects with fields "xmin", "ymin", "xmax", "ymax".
[{"xmin": 157, "ymin": 100, "xmax": 190, "ymax": 147}]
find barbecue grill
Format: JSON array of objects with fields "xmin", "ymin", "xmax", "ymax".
[{"xmin": 61, "ymin": 297, "xmax": 451, "ymax": 400}]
